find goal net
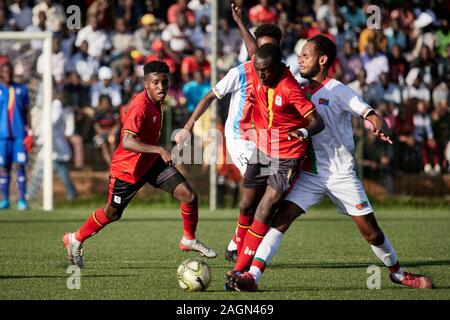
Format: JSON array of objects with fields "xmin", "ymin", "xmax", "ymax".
[{"xmin": 0, "ymin": 32, "xmax": 53, "ymax": 211}]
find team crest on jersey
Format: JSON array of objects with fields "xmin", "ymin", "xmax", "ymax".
[
  {"xmin": 275, "ymin": 95, "xmax": 282, "ymax": 106},
  {"xmin": 355, "ymin": 201, "xmax": 369, "ymax": 210},
  {"xmin": 318, "ymin": 98, "xmax": 329, "ymax": 106}
]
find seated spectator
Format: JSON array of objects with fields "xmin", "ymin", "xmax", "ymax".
[
  {"xmin": 32, "ymin": 0, "xmax": 65, "ymax": 32},
  {"xmin": 9, "ymin": 0, "xmax": 32, "ymax": 31},
  {"xmin": 384, "ymin": 18, "xmax": 408, "ymax": 52},
  {"xmin": 145, "ymin": 40, "xmax": 177, "ymax": 74},
  {"xmin": 394, "ymin": 105, "xmax": 421, "ymax": 173},
  {"xmin": 181, "ymin": 48, "xmax": 211, "ymax": 83},
  {"xmin": 115, "ymin": 0, "xmax": 143, "ymax": 31},
  {"xmin": 249, "ymin": 0, "xmax": 278, "ymax": 25},
  {"xmin": 403, "ymin": 69, "xmax": 431, "ymax": 106},
  {"xmin": 133, "ymin": 14, "xmax": 162, "ymax": 57},
  {"xmin": 437, "ymin": 44, "xmax": 450, "ymax": 79},
  {"xmin": 92, "ymin": 95, "xmax": 120, "ymax": 165},
  {"xmin": 315, "ymin": 0, "xmax": 339, "ymax": 29},
  {"xmin": 340, "ymin": 0, "xmax": 366, "ymax": 32},
  {"xmin": 37, "ymin": 37, "xmax": 66, "ymax": 86},
  {"xmin": 110, "ymin": 17, "xmax": 134, "ymax": 60},
  {"xmin": 370, "ymin": 72, "xmax": 402, "ymax": 105},
  {"xmin": 87, "ymin": 0, "xmax": 113, "ymax": 31},
  {"xmin": 332, "ymin": 14, "xmax": 356, "ymax": 54},
  {"xmin": 91, "ymin": 66, "xmax": 122, "ymax": 108},
  {"xmin": 25, "ymin": 10, "xmax": 48, "ymax": 52},
  {"xmin": 67, "ymin": 40, "xmax": 100, "ymax": 86},
  {"xmin": 436, "ymin": 19, "xmax": 450, "ymax": 59},
  {"xmin": 338, "ymin": 40, "xmax": 363, "ymax": 84},
  {"xmin": 388, "ymin": 44, "xmax": 409, "ymax": 85},
  {"xmin": 161, "ymin": 13, "xmax": 193, "ymax": 62},
  {"xmin": 182, "ymin": 71, "xmax": 211, "ymax": 113},
  {"xmin": 188, "ymin": 0, "xmax": 211, "ymax": 25},
  {"xmin": 218, "ymin": 17, "xmax": 241, "ymax": 58},
  {"xmin": 431, "ymin": 94, "xmax": 450, "ymax": 173},
  {"xmin": 75, "ymin": 14, "xmax": 112, "ymax": 60},
  {"xmin": 190, "ymin": 15, "xmax": 211, "ymax": 55},
  {"xmin": 361, "ymin": 41, "xmax": 389, "ymax": 84},
  {"xmin": 167, "ymin": 0, "xmax": 196, "ymax": 28},
  {"xmin": 348, "ymin": 69, "xmax": 371, "ymax": 102},
  {"xmin": 411, "ymin": 45, "xmax": 438, "ymax": 88},
  {"xmin": 413, "ymin": 100, "xmax": 441, "ymax": 175}
]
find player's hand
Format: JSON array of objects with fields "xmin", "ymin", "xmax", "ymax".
[
  {"xmin": 23, "ymin": 134, "xmax": 33, "ymax": 153},
  {"xmin": 231, "ymin": 2, "xmax": 243, "ymax": 24},
  {"xmin": 372, "ymin": 126, "xmax": 393, "ymax": 144},
  {"xmin": 159, "ymin": 147, "xmax": 174, "ymax": 166},
  {"xmin": 288, "ymin": 130, "xmax": 306, "ymax": 142},
  {"xmin": 174, "ymin": 128, "xmax": 191, "ymax": 147}
]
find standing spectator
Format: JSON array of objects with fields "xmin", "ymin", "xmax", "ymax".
[
  {"xmin": 67, "ymin": 40, "xmax": 100, "ymax": 86},
  {"xmin": 361, "ymin": 41, "xmax": 389, "ymax": 84},
  {"xmin": 167, "ymin": 0, "xmax": 196, "ymax": 28},
  {"xmin": 338, "ymin": 40, "xmax": 363, "ymax": 84},
  {"xmin": 8, "ymin": 0, "xmax": 32, "ymax": 31},
  {"xmin": 90, "ymin": 66, "xmax": 122, "ymax": 109},
  {"xmin": 75, "ymin": 14, "xmax": 112, "ymax": 60},
  {"xmin": 133, "ymin": 13, "xmax": 162, "ymax": 57},
  {"xmin": 32, "ymin": 0, "xmax": 65, "ymax": 32},
  {"xmin": 92, "ymin": 95, "xmax": 120, "ymax": 166},
  {"xmin": 181, "ymin": 48, "xmax": 211, "ymax": 83},
  {"xmin": 0, "ymin": 63, "xmax": 31, "ymax": 210},
  {"xmin": 249, "ymin": 0, "xmax": 278, "ymax": 25},
  {"xmin": 190, "ymin": 15, "xmax": 211, "ymax": 55},
  {"xmin": 188, "ymin": 0, "xmax": 211, "ymax": 25},
  {"xmin": 414, "ymin": 100, "xmax": 441, "ymax": 175},
  {"xmin": 161, "ymin": 13, "xmax": 193, "ymax": 60}
]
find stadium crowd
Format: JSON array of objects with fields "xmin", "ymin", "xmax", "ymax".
[{"xmin": 0, "ymin": 0, "xmax": 449, "ymax": 199}]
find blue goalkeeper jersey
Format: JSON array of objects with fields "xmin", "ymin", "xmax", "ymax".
[{"xmin": 0, "ymin": 83, "xmax": 29, "ymax": 139}]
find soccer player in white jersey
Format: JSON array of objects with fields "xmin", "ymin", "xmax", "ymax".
[
  {"xmin": 175, "ymin": 23, "xmax": 283, "ymax": 262},
  {"xmin": 226, "ymin": 34, "xmax": 433, "ymax": 291}
]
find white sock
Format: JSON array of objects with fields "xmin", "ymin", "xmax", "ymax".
[
  {"xmin": 251, "ymin": 227, "xmax": 284, "ymax": 284},
  {"xmin": 182, "ymin": 236, "xmax": 195, "ymax": 244},
  {"xmin": 227, "ymin": 239, "xmax": 237, "ymax": 251},
  {"xmin": 370, "ymin": 235, "xmax": 404, "ymax": 280}
]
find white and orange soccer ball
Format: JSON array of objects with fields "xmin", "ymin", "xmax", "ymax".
[{"xmin": 177, "ymin": 258, "xmax": 211, "ymax": 292}]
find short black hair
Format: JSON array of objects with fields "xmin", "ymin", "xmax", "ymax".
[
  {"xmin": 254, "ymin": 24, "xmax": 282, "ymax": 43},
  {"xmin": 144, "ymin": 60, "xmax": 169, "ymax": 76},
  {"xmin": 255, "ymin": 43, "xmax": 282, "ymax": 64},
  {"xmin": 307, "ymin": 34, "xmax": 337, "ymax": 69}
]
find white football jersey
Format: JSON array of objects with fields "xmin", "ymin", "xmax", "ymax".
[{"xmin": 302, "ymin": 78, "xmax": 373, "ymax": 177}]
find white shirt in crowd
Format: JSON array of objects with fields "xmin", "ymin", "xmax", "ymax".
[
  {"xmin": 66, "ymin": 53, "xmax": 99, "ymax": 83},
  {"xmin": 37, "ymin": 51, "xmax": 66, "ymax": 83},
  {"xmin": 8, "ymin": 2, "xmax": 32, "ymax": 30},
  {"xmin": 161, "ymin": 23, "xmax": 192, "ymax": 53},
  {"xmin": 75, "ymin": 25, "xmax": 112, "ymax": 58}
]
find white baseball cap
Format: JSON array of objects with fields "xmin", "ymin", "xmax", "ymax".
[{"xmin": 98, "ymin": 66, "xmax": 112, "ymax": 80}]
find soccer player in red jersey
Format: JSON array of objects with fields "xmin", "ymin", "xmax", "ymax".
[
  {"xmin": 63, "ymin": 61, "xmax": 216, "ymax": 268},
  {"xmin": 225, "ymin": 43, "xmax": 325, "ymax": 287}
]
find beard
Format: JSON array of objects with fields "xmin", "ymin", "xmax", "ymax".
[{"xmin": 300, "ymin": 62, "xmax": 321, "ymax": 79}]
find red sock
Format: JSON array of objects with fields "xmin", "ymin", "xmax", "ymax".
[
  {"xmin": 180, "ymin": 202, "xmax": 198, "ymax": 240},
  {"xmin": 75, "ymin": 208, "xmax": 111, "ymax": 242},
  {"xmin": 234, "ymin": 219, "xmax": 269, "ymax": 272},
  {"xmin": 236, "ymin": 214, "xmax": 254, "ymax": 255},
  {"xmin": 388, "ymin": 261, "xmax": 401, "ymax": 273}
]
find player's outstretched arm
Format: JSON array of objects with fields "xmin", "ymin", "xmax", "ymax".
[
  {"xmin": 365, "ymin": 110, "xmax": 393, "ymax": 144},
  {"xmin": 175, "ymin": 90, "xmax": 217, "ymax": 146},
  {"xmin": 231, "ymin": 2, "xmax": 257, "ymax": 58},
  {"xmin": 288, "ymin": 111, "xmax": 325, "ymax": 141},
  {"xmin": 122, "ymin": 132, "xmax": 173, "ymax": 165}
]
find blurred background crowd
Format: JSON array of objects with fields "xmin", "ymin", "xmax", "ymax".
[{"xmin": 0, "ymin": 0, "xmax": 449, "ymax": 202}]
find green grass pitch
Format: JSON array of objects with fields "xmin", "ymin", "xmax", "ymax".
[{"xmin": 0, "ymin": 202, "xmax": 449, "ymax": 300}]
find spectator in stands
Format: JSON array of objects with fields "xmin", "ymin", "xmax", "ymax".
[
  {"xmin": 133, "ymin": 14, "xmax": 161, "ymax": 57},
  {"xmin": 8, "ymin": 0, "xmax": 32, "ymax": 31},
  {"xmin": 361, "ymin": 41, "xmax": 389, "ymax": 84},
  {"xmin": 431, "ymin": 87, "xmax": 450, "ymax": 173},
  {"xmin": 32, "ymin": 0, "xmax": 65, "ymax": 32},
  {"xmin": 75, "ymin": 13, "xmax": 112, "ymax": 60},
  {"xmin": 111, "ymin": 54, "xmax": 139, "ymax": 103},
  {"xmin": 338, "ymin": 39, "xmax": 363, "ymax": 84},
  {"xmin": 348, "ymin": 69, "xmax": 371, "ymax": 102},
  {"xmin": 182, "ymin": 71, "xmax": 210, "ymax": 113},
  {"xmin": 384, "ymin": 18, "xmax": 408, "ymax": 52},
  {"xmin": 110, "ymin": 18, "xmax": 134, "ymax": 60},
  {"xmin": 91, "ymin": 66, "xmax": 122, "ymax": 109},
  {"xmin": 437, "ymin": 44, "xmax": 450, "ymax": 79},
  {"xmin": 87, "ymin": 0, "xmax": 113, "ymax": 31},
  {"xmin": 115, "ymin": 0, "xmax": 143, "ymax": 31},
  {"xmin": 436, "ymin": 19, "xmax": 450, "ymax": 59},
  {"xmin": 340, "ymin": 0, "xmax": 366, "ymax": 32},
  {"xmin": 332, "ymin": 14, "xmax": 356, "ymax": 53},
  {"xmin": 181, "ymin": 48, "xmax": 211, "ymax": 83},
  {"xmin": 92, "ymin": 95, "xmax": 120, "ymax": 166},
  {"xmin": 388, "ymin": 44, "xmax": 409, "ymax": 85},
  {"xmin": 370, "ymin": 72, "xmax": 402, "ymax": 105},
  {"xmin": 403, "ymin": 69, "xmax": 431, "ymax": 106},
  {"xmin": 249, "ymin": 0, "xmax": 278, "ymax": 25},
  {"xmin": 67, "ymin": 40, "xmax": 100, "ymax": 86},
  {"xmin": 411, "ymin": 46, "xmax": 438, "ymax": 89},
  {"xmin": 161, "ymin": 12, "xmax": 193, "ymax": 62},
  {"xmin": 190, "ymin": 15, "xmax": 211, "ymax": 55},
  {"xmin": 315, "ymin": 0, "xmax": 339, "ymax": 29},
  {"xmin": 414, "ymin": 100, "xmax": 441, "ymax": 175},
  {"xmin": 218, "ymin": 17, "xmax": 241, "ymax": 58},
  {"xmin": 188, "ymin": 0, "xmax": 211, "ymax": 25},
  {"xmin": 145, "ymin": 40, "xmax": 177, "ymax": 75},
  {"xmin": 394, "ymin": 104, "xmax": 421, "ymax": 173},
  {"xmin": 167, "ymin": 0, "xmax": 196, "ymax": 28},
  {"xmin": 37, "ymin": 37, "xmax": 66, "ymax": 87},
  {"xmin": 25, "ymin": 10, "xmax": 47, "ymax": 52}
]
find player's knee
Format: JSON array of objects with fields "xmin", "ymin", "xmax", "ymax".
[
  {"xmin": 238, "ymin": 199, "xmax": 254, "ymax": 216},
  {"xmin": 104, "ymin": 206, "xmax": 122, "ymax": 221},
  {"xmin": 365, "ymin": 230, "xmax": 384, "ymax": 245},
  {"xmin": 183, "ymin": 191, "xmax": 197, "ymax": 205}
]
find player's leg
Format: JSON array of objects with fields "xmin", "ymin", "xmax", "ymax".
[
  {"xmin": 329, "ymin": 173, "xmax": 433, "ymax": 289},
  {"xmin": 0, "ymin": 139, "xmax": 12, "ymax": 209},
  {"xmin": 145, "ymin": 157, "xmax": 216, "ymax": 258},
  {"xmin": 62, "ymin": 176, "xmax": 141, "ymax": 267},
  {"xmin": 12, "ymin": 138, "xmax": 28, "ymax": 210}
]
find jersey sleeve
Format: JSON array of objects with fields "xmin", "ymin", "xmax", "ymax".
[
  {"xmin": 288, "ymin": 82, "xmax": 316, "ymax": 118},
  {"xmin": 338, "ymin": 84, "xmax": 373, "ymax": 118},
  {"xmin": 123, "ymin": 104, "xmax": 144, "ymax": 136},
  {"xmin": 212, "ymin": 67, "xmax": 240, "ymax": 99}
]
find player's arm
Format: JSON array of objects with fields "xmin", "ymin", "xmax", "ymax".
[
  {"xmin": 288, "ymin": 110, "xmax": 325, "ymax": 141},
  {"xmin": 175, "ymin": 90, "xmax": 217, "ymax": 146},
  {"xmin": 122, "ymin": 133, "xmax": 173, "ymax": 165},
  {"xmin": 365, "ymin": 110, "xmax": 393, "ymax": 144},
  {"xmin": 231, "ymin": 3, "xmax": 257, "ymax": 58}
]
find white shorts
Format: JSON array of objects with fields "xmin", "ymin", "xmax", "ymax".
[
  {"xmin": 225, "ymin": 138, "xmax": 256, "ymax": 176},
  {"xmin": 285, "ymin": 171, "xmax": 373, "ymax": 216}
]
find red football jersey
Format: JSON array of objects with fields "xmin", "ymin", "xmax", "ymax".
[
  {"xmin": 251, "ymin": 66, "xmax": 316, "ymax": 159},
  {"xmin": 110, "ymin": 90, "xmax": 163, "ymax": 184}
]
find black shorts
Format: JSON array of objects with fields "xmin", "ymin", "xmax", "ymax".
[
  {"xmin": 108, "ymin": 156, "xmax": 186, "ymax": 210},
  {"xmin": 243, "ymin": 149, "xmax": 302, "ymax": 193}
]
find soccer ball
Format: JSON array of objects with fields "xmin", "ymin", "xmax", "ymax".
[{"xmin": 177, "ymin": 258, "xmax": 211, "ymax": 292}]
